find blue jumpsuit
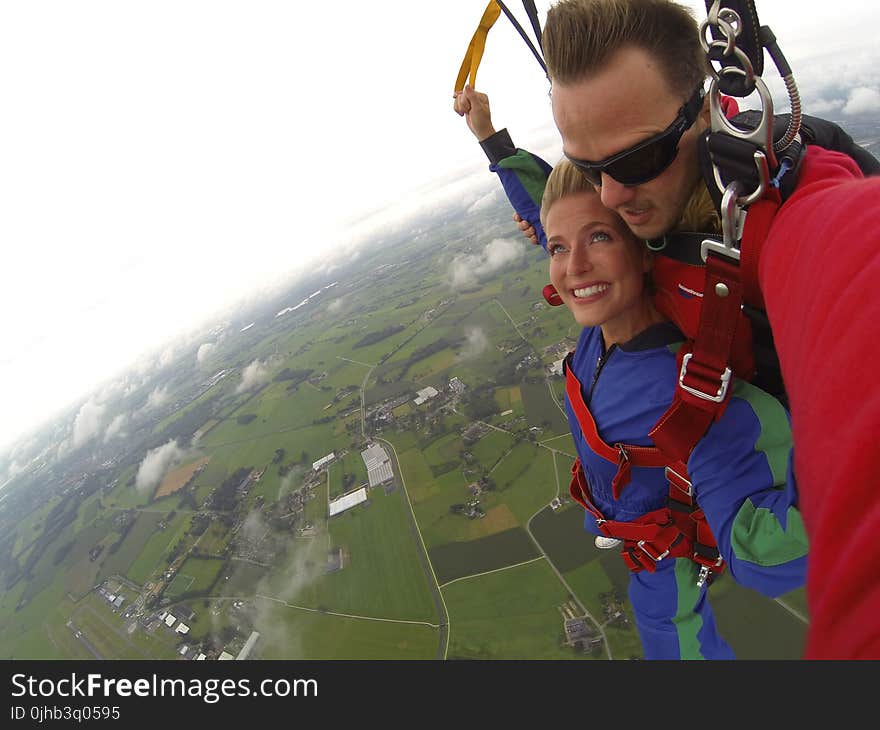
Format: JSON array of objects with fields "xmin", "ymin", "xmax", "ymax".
[
  {"xmin": 478, "ymin": 130, "xmax": 808, "ymax": 658},
  {"xmin": 568, "ymin": 323, "xmax": 807, "ymax": 659}
]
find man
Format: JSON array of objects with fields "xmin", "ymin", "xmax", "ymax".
[{"xmin": 457, "ymin": 0, "xmax": 880, "ymax": 658}]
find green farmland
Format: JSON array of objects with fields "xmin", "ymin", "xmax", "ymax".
[{"xmin": 0, "ymin": 187, "xmax": 812, "ymax": 661}]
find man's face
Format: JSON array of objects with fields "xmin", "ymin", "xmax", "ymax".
[{"xmin": 551, "ymin": 46, "xmax": 706, "ymax": 240}]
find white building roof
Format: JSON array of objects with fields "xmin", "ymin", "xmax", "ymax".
[
  {"xmin": 413, "ymin": 386, "xmax": 439, "ymax": 405},
  {"xmin": 550, "ymin": 358, "xmax": 566, "ymax": 376},
  {"xmin": 312, "ymin": 452, "xmax": 335, "ymax": 471},
  {"xmin": 367, "ymin": 462, "xmax": 393, "ymax": 487},
  {"xmin": 164, "ymin": 614, "xmax": 177, "ymax": 627},
  {"xmin": 361, "ymin": 443, "xmax": 389, "ymax": 471},
  {"xmin": 236, "ymin": 631, "xmax": 261, "ymax": 660},
  {"xmin": 329, "ymin": 487, "xmax": 368, "ymax": 517},
  {"xmin": 175, "ymin": 623, "xmax": 190, "ymax": 634},
  {"xmin": 218, "ymin": 651, "xmax": 235, "ymax": 660}
]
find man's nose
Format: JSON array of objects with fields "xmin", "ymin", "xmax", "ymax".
[{"xmin": 599, "ymin": 173, "xmax": 637, "ymax": 209}]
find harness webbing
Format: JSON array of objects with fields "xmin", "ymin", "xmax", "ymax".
[
  {"xmin": 522, "ymin": 0, "xmax": 543, "ymax": 54},
  {"xmin": 564, "ymin": 356, "xmax": 669, "ymax": 499},
  {"xmin": 454, "ymin": 1, "xmax": 547, "ymax": 93},
  {"xmin": 454, "ymin": 1, "xmax": 502, "ymax": 92},
  {"xmin": 496, "ymin": 1, "xmax": 547, "ymax": 75},
  {"xmin": 564, "ymin": 354, "xmax": 725, "ymax": 584},
  {"xmin": 650, "ymin": 253, "xmax": 743, "ymax": 462}
]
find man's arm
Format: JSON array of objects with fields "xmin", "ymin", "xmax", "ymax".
[{"xmin": 759, "ymin": 147, "xmax": 880, "ymax": 658}]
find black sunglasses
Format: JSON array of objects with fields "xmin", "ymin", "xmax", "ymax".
[{"xmin": 564, "ymin": 85, "xmax": 705, "ymax": 187}]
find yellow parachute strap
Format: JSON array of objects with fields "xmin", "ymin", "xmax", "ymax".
[{"xmin": 454, "ymin": 1, "xmax": 502, "ymax": 92}]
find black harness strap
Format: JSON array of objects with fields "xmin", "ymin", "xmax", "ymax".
[
  {"xmin": 496, "ymin": 0, "xmax": 547, "ymax": 75},
  {"xmin": 522, "ymin": 0, "xmax": 544, "ymax": 54},
  {"xmin": 703, "ymin": 0, "xmax": 764, "ymax": 96}
]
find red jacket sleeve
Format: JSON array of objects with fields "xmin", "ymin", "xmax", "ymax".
[{"xmin": 759, "ymin": 146, "xmax": 880, "ymax": 658}]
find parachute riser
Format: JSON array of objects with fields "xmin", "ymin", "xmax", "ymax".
[{"xmin": 699, "ymin": 1, "xmax": 802, "ymax": 234}]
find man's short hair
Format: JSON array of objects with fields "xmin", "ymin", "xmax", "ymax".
[{"xmin": 543, "ymin": 0, "xmax": 710, "ymax": 99}]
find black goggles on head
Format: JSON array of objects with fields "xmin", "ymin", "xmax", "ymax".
[{"xmin": 564, "ymin": 85, "xmax": 706, "ymax": 187}]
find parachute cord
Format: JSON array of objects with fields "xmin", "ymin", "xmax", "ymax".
[
  {"xmin": 496, "ymin": 0, "xmax": 547, "ymax": 75},
  {"xmin": 759, "ymin": 25, "xmax": 802, "ymax": 153}
]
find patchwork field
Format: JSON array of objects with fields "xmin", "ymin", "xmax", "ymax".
[
  {"xmin": 155, "ymin": 456, "xmax": 210, "ymax": 498},
  {"xmin": 444, "ymin": 558, "xmax": 594, "ymax": 660},
  {"xmin": 0, "ymin": 190, "xmax": 818, "ymax": 662}
]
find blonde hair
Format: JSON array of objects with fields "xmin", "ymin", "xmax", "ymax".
[
  {"xmin": 539, "ymin": 157, "xmax": 598, "ymax": 231},
  {"xmin": 543, "ymin": 0, "xmax": 710, "ymax": 100},
  {"xmin": 541, "ymin": 159, "xmax": 655, "ymax": 294},
  {"xmin": 678, "ymin": 180, "xmax": 721, "ymax": 233}
]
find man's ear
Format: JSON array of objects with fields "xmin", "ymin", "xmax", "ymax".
[{"xmin": 697, "ymin": 93, "xmax": 711, "ymax": 129}]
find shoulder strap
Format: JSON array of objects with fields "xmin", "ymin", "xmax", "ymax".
[{"xmin": 564, "ymin": 355, "xmax": 678, "ymax": 498}]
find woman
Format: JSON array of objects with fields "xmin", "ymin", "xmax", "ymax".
[{"xmin": 539, "ymin": 159, "xmax": 807, "ymax": 659}]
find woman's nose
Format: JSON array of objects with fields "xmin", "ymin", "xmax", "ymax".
[{"xmin": 567, "ymin": 243, "xmax": 593, "ymax": 274}]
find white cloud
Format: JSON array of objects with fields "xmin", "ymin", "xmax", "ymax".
[
  {"xmin": 449, "ymin": 238, "xmax": 524, "ymax": 290},
  {"xmin": 135, "ymin": 439, "xmax": 185, "ymax": 493},
  {"xmin": 459, "ymin": 327, "xmax": 489, "ymax": 360},
  {"xmin": 104, "ymin": 413, "xmax": 127, "ymax": 442},
  {"xmin": 802, "ymin": 97, "xmax": 846, "ymax": 115},
  {"xmin": 158, "ymin": 346, "xmax": 176, "ymax": 369},
  {"xmin": 236, "ymin": 359, "xmax": 270, "ymax": 394},
  {"xmin": 146, "ymin": 386, "xmax": 170, "ymax": 410},
  {"xmin": 466, "ymin": 189, "xmax": 500, "ymax": 215},
  {"xmin": 327, "ymin": 298, "xmax": 345, "ymax": 315},
  {"xmin": 196, "ymin": 342, "xmax": 215, "ymax": 363},
  {"xmin": 72, "ymin": 399, "xmax": 105, "ymax": 448},
  {"xmin": 842, "ymin": 87, "xmax": 880, "ymax": 115}
]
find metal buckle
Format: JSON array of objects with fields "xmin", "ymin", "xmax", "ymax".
[
  {"xmin": 695, "ymin": 556, "xmax": 724, "ymax": 587},
  {"xmin": 679, "ymin": 353, "xmax": 732, "ymax": 403},
  {"xmin": 664, "ymin": 466, "xmax": 692, "ymax": 497},
  {"xmin": 701, "ymin": 184, "xmax": 745, "ymax": 261},
  {"xmin": 637, "ymin": 540, "xmax": 670, "ymax": 562}
]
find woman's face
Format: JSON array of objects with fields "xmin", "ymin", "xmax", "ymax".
[{"xmin": 546, "ymin": 190, "xmax": 654, "ymax": 346}]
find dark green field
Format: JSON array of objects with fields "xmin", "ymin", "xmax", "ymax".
[{"xmin": 430, "ymin": 527, "xmax": 540, "ymax": 585}]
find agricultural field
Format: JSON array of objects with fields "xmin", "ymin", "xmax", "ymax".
[
  {"xmin": 155, "ymin": 456, "xmax": 210, "ymax": 499},
  {"xmin": 166, "ymin": 556, "xmax": 226, "ymax": 598},
  {"xmin": 444, "ymin": 559, "xmax": 594, "ymax": 660},
  {"xmin": 0, "ymin": 191, "xmax": 815, "ymax": 661}
]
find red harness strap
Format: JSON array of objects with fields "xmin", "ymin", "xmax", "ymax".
[
  {"xmin": 649, "ymin": 253, "xmax": 743, "ymax": 463},
  {"xmin": 649, "ymin": 185, "xmax": 783, "ymax": 463},
  {"xmin": 565, "ymin": 360, "xmax": 725, "ymax": 584},
  {"xmin": 564, "ymin": 360, "xmax": 669, "ymax": 499}
]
